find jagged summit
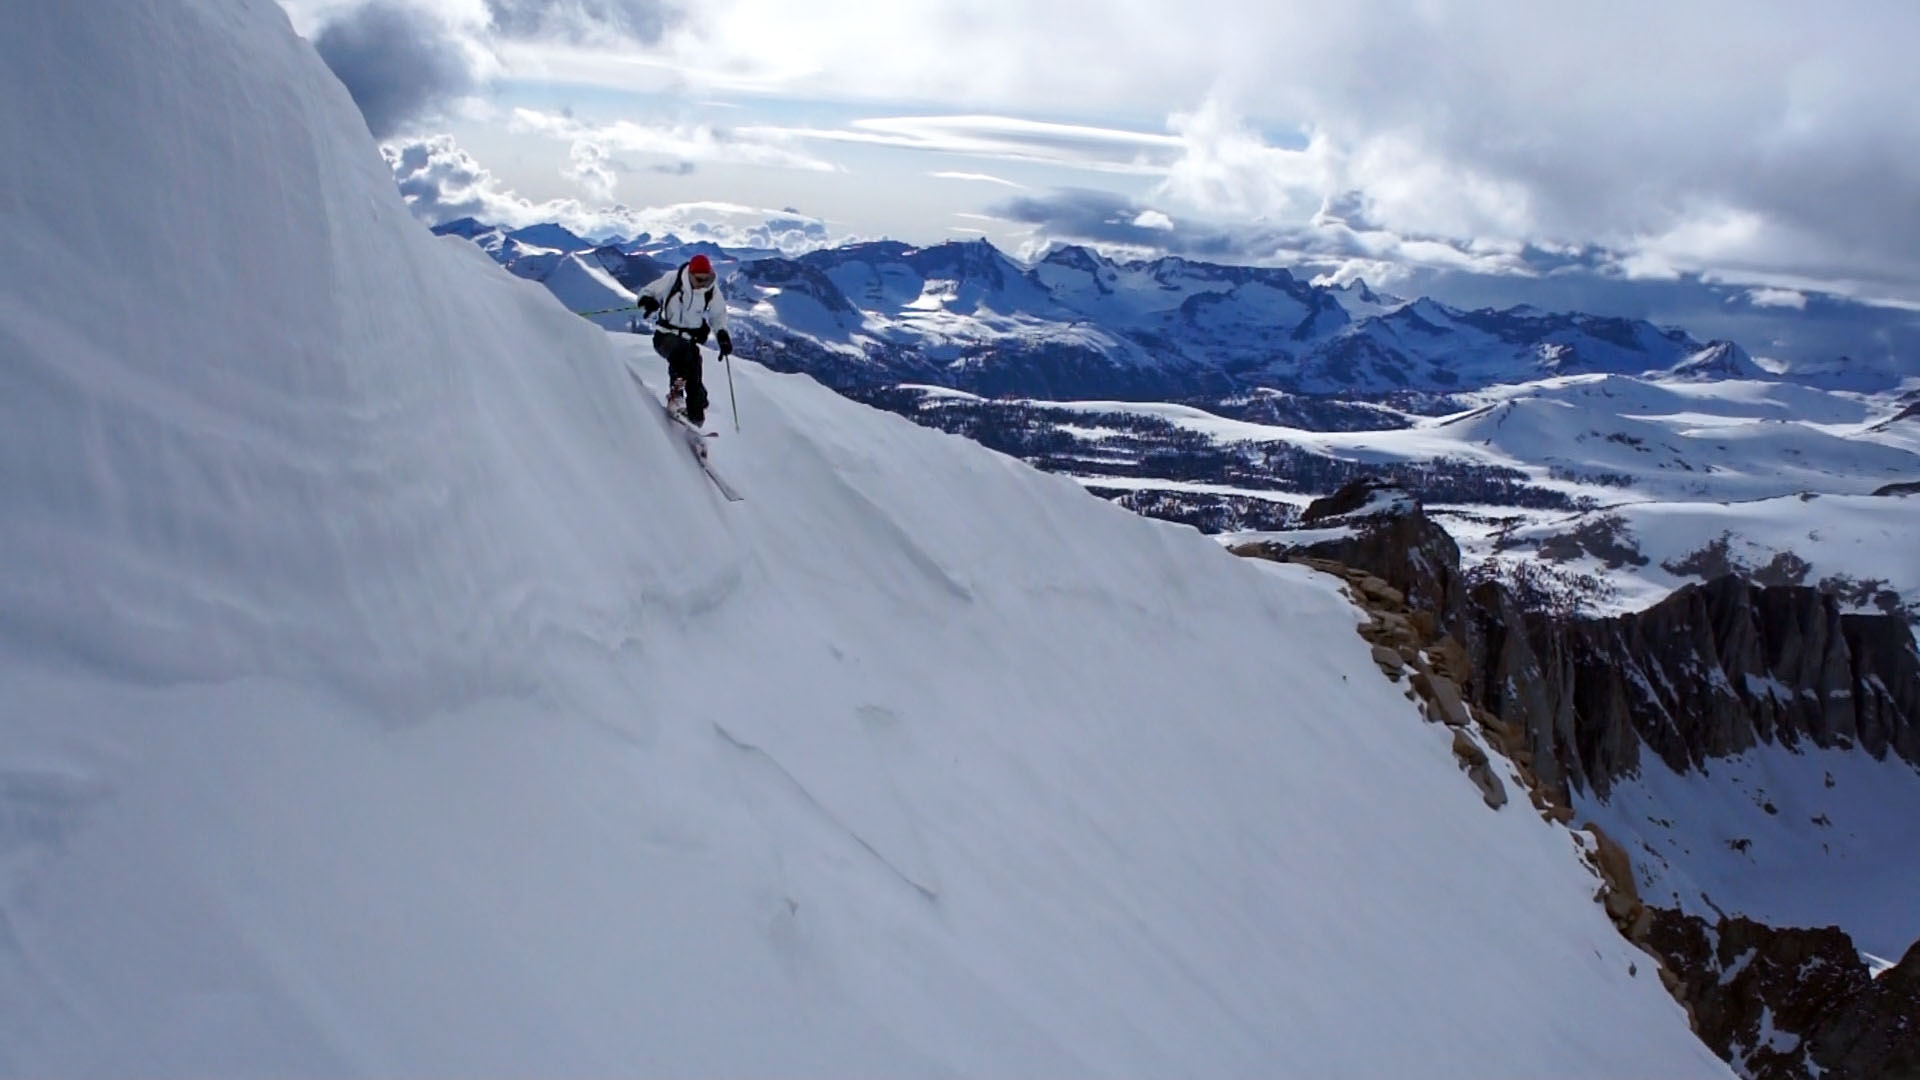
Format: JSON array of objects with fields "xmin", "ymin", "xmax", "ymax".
[{"xmin": 1665, "ymin": 340, "xmax": 1767, "ymax": 381}]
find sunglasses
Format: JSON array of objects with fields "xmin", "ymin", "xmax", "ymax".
[{"xmin": 690, "ymin": 272, "xmax": 715, "ymax": 288}]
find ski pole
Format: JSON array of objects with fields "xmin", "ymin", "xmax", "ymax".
[{"xmin": 724, "ymin": 354, "xmax": 740, "ymax": 432}]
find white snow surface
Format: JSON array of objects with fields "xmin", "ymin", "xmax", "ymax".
[
  {"xmin": 0, "ymin": 2, "xmax": 1732, "ymax": 1076},
  {"xmin": 542, "ymin": 252, "xmax": 638, "ymax": 329},
  {"xmin": 1012, "ymin": 377, "xmax": 1920, "ymax": 507},
  {"xmin": 1579, "ymin": 745, "xmax": 1920, "ymax": 960},
  {"xmin": 1476, "ymin": 492, "xmax": 1920, "ymax": 621}
]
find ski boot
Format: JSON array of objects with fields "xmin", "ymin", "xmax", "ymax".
[{"xmin": 667, "ymin": 376, "xmax": 688, "ymax": 420}]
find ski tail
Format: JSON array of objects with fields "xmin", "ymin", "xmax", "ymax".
[{"xmin": 626, "ymin": 365, "xmax": 742, "ymax": 501}]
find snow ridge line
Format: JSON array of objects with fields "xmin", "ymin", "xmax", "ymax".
[{"xmin": 710, "ymin": 720, "xmax": 942, "ymax": 903}]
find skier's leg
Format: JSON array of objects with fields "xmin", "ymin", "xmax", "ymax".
[
  {"xmin": 651, "ymin": 331, "xmax": 677, "ymax": 362},
  {"xmin": 687, "ymin": 355, "xmax": 710, "ymax": 426},
  {"xmin": 668, "ymin": 338, "xmax": 707, "ymax": 425},
  {"xmin": 667, "ymin": 338, "xmax": 708, "ymax": 426}
]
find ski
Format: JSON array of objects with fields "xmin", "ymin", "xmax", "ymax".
[
  {"xmin": 666, "ymin": 409, "xmax": 745, "ymax": 502},
  {"xmin": 625, "ymin": 366, "xmax": 744, "ymax": 501}
]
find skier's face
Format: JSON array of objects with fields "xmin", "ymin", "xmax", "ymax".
[{"xmin": 690, "ymin": 270, "xmax": 715, "ymax": 290}]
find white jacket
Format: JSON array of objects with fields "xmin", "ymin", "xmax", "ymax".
[{"xmin": 639, "ymin": 265, "xmax": 729, "ymax": 335}]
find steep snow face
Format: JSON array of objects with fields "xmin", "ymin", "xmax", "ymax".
[
  {"xmin": 0, "ymin": 2, "xmax": 1734, "ymax": 1077},
  {"xmin": 542, "ymin": 253, "xmax": 637, "ymax": 329}
]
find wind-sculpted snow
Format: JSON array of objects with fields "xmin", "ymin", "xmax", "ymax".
[{"xmin": 0, "ymin": 2, "xmax": 1737, "ymax": 1076}]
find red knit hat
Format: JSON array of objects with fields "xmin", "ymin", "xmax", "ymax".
[{"xmin": 688, "ymin": 254, "xmax": 713, "ymax": 276}]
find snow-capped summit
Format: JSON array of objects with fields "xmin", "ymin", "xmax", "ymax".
[
  {"xmin": 428, "ymin": 215, "xmax": 496, "ymax": 240},
  {"xmin": 542, "ymin": 252, "xmax": 637, "ymax": 328},
  {"xmin": 1662, "ymin": 340, "xmax": 1768, "ymax": 381},
  {"xmin": 505, "ymin": 222, "xmax": 594, "ymax": 253}
]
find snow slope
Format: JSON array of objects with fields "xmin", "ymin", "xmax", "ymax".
[
  {"xmin": 1579, "ymin": 745, "xmax": 1920, "ymax": 961},
  {"xmin": 0, "ymin": 1, "xmax": 1730, "ymax": 1076},
  {"xmin": 1010, "ymin": 376, "xmax": 1920, "ymax": 506},
  {"xmin": 542, "ymin": 252, "xmax": 639, "ymax": 330}
]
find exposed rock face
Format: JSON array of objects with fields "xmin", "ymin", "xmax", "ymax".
[
  {"xmin": 1239, "ymin": 480, "xmax": 1920, "ymax": 800},
  {"xmin": 1464, "ymin": 575, "xmax": 1920, "ymax": 798},
  {"xmin": 1646, "ymin": 911, "xmax": 1920, "ymax": 1080},
  {"xmin": 1277, "ymin": 480, "xmax": 1469, "ymax": 627},
  {"xmin": 1230, "ymin": 482, "xmax": 1920, "ymax": 1079}
]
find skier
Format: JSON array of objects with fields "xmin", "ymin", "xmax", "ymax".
[{"xmin": 636, "ymin": 253, "xmax": 731, "ymax": 427}]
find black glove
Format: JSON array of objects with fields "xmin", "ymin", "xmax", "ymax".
[
  {"xmin": 715, "ymin": 329, "xmax": 732, "ymax": 358},
  {"xmin": 638, "ymin": 295, "xmax": 660, "ymax": 317}
]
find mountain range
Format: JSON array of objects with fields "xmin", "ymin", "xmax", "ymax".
[{"xmin": 434, "ymin": 218, "xmax": 1784, "ymax": 400}]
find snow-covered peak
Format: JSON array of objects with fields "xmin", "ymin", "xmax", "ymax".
[
  {"xmin": 430, "ymin": 215, "xmax": 497, "ymax": 240},
  {"xmin": 505, "ymin": 222, "xmax": 593, "ymax": 252},
  {"xmin": 542, "ymin": 252, "xmax": 637, "ymax": 328},
  {"xmin": 1663, "ymin": 340, "xmax": 1768, "ymax": 382},
  {"xmin": 1332, "ymin": 277, "xmax": 1404, "ymax": 318}
]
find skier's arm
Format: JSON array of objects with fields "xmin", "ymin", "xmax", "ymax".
[
  {"xmin": 636, "ymin": 270, "xmax": 675, "ymax": 315},
  {"xmin": 638, "ymin": 270, "xmax": 677, "ymax": 303},
  {"xmin": 705, "ymin": 286, "xmax": 729, "ymax": 333}
]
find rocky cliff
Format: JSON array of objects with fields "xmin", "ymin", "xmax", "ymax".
[
  {"xmin": 1230, "ymin": 481, "xmax": 1920, "ymax": 1080},
  {"xmin": 1462, "ymin": 573, "xmax": 1920, "ymax": 800},
  {"xmin": 1646, "ymin": 912, "xmax": 1920, "ymax": 1080},
  {"xmin": 1245, "ymin": 481, "xmax": 1920, "ymax": 801}
]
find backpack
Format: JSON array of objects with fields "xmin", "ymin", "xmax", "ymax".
[{"xmin": 664, "ymin": 264, "xmax": 716, "ymax": 324}]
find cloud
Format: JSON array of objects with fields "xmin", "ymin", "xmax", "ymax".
[
  {"xmin": 381, "ymin": 134, "xmax": 838, "ymax": 252},
  {"xmin": 672, "ymin": 2, "xmax": 1920, "ymax": 302},
  {"xmin": 563, "ymin": 139, "xmax": 621, "ymax": 202},
  {"xmin": 510, "ymin": 107, "xmax": 840, "ymax": 172},
  {"xmin": 993, "ymin": 187, "xmax": 1529, "ymax": 283},
  {"xmin": 930, "ymin": 171, "xmax": 1026, "ymax": 189},
  {"xmin": 299, "ymin": 1, "xmax": 1920, "ymax": 305},
  {"xmin": 749, "ymin": 115, "xmax": 1181, "ymax": 174},
  {"xmin": 1746, "ymin": 287, "xmax": 1809, "ymax": 311},
  {"xmin": 384, "ymin": 132, "xmax": 581, "ymax": 224},
  {"xmin": 311, "ymin": 1, "xmax": 486, "ymax": 138},
  {"xmin": 300, "ymin": 0, "xmax": 684, "ymax": 137},
  {"xmin": 481, "ymin": 0, "xmax": 677, "ymax": 44}
]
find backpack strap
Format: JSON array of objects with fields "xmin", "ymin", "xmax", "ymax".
[
  {"xmin": 658, "ymin": 264, "xmax": 715, "ymax": 330},
  {"xmin": 665, "ymin": 266, "xmax": 686, "ymax": 311}
]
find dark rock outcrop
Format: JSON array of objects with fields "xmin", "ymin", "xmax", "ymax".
[
  {"xmin": 1271, "ymin": 480, "xmax": 1469, "ymax": 627},
  {"xmin": 1464, "ymin": 575, "xmax": 1920, "ymax": 798},
  {"xmin": 1646, "ymin": 911, "xmax": 1920, "ymax": 1080},
  {"xmin": 1236, "ymin": 481, "xmax": 1920, "ymax": 800},
  {"xmin": 1229, "ymin": 484, "xmax": 1920, "ymax": 1079}
]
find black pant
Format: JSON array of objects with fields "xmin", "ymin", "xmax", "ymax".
[{"xmin": 652, "ymin": 331, "xmax": 708, "ymax": 425}]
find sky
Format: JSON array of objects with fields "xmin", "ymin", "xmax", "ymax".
[{"xmin": 279, "ymin": 0, "xmax": 1920, "ymax": 369}]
